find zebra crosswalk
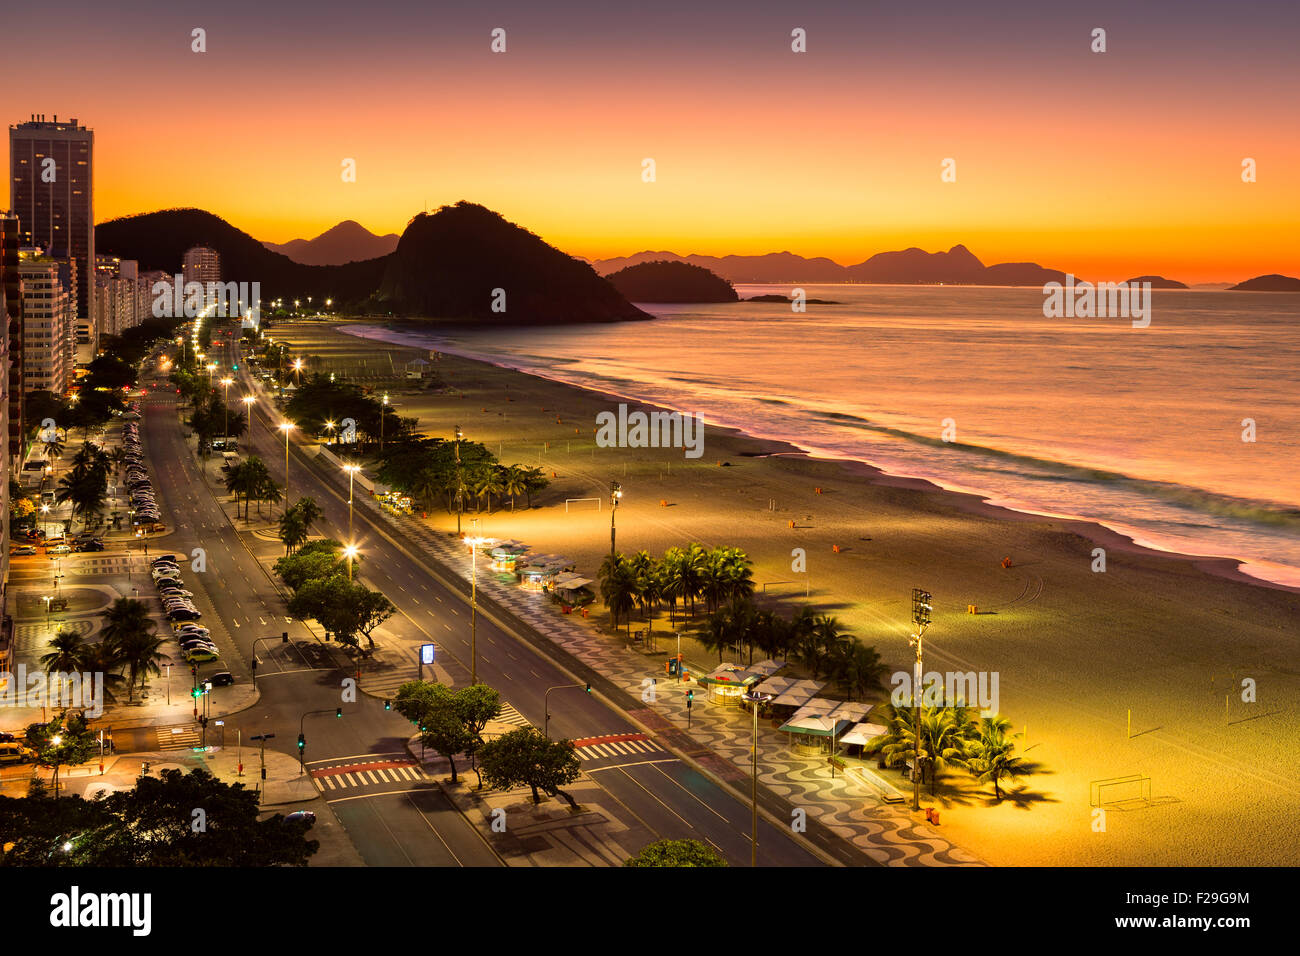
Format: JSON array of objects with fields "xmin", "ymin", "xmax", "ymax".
[
  {"xmin": 311, "ymin": 759, "xmax": 429, "ymax": 792},
  {"xmin": 571, "ymin": 733, "xmax": 666, "ymax": 764},
  {"xmin": 157, "ymin": 725, "xmax": 202, "ymax": 751},
  {"xmin": 496, "ymin": 701, "xmax": 531, "ymax": 729}
]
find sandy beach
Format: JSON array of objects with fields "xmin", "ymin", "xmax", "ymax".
[{"xmin": 268, "ymin": 319, "xmax": 1300, "ymax": 866}]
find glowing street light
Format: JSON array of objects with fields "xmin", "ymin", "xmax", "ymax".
[
  {"xmin": 343, "ymin": 544, "xmax": 359, "ymax": 581},
  {"xmin": 241, "ymin": 396, "xmax": 256, "ymax": 455},
  {"xmin": 343, "ymin": 463, "xmax": 361, "ymax": 540},
  {"xmin": 379, "ymin": 393, "xmax": 389, "ymax": 451},
  {"xmin": 610, "ymin": 481, "xmax": 623, "ymax": 556},
  {"xmin": 220, "ymin": 376, "xmax": 233, "ymax": 443}
]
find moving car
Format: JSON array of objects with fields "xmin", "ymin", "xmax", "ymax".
[
  {"xmin": 47, "ymin": 544, "xmax": 72, "ymax": 555},
  {"xmin": 10, "ymin": 545, "xmax": 37, "ymax": 556},
  {"xmin": 208, "ymin": 672, "xmax": 235, "ymax": 687},
  {"xmin": 283, "ymin": 811, "xmax": 315, "ymax": 827},
  {"xmin": 74, "ymin": 540, "xmax": 104, "ymax": 552}
]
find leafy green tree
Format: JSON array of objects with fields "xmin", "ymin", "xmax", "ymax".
[
  {"xmin": 837, "ymin": 640, "xmax": 889, "ymax": 702},
  {"xmin": 393, "ymin": 682, "xmax": 477, "ymax": 783},
  {"xmin": 274, "ymin": 539, "xmax": 344, "ymax": 589},
  {"xmin": 478, "ymin": 728, "xmax": 581, "ymax": 808},
  {"xmin": 0, "ymin": 768, "xmax": 318, "ymax": 866},
  {"xmin": 25, "ymin": 713, "xmax": 98, "ymax": 796},
  {"xmin": 624, "ymin": 838, "xmax": 728, "ymax": 867}
]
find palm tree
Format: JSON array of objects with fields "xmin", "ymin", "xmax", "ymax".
[
  {"xmin": 40, "ymin": 628, "xmax": 88, "ymax": 674},
  {"xmin": 680, "ymin": 543, "xmax": 708, "ymax": 617},
  {"xmin": 410, "ymin": 468, "xmax": 446, "ymax": 514},
  {"xmin": 701, "ymin": 607, "xmax": 738, "ymax": 662},
  {"xmin": 501, "ymin": 465, "xmax": 528, "ymax": 512},
  {"xmin": 521, "ymin": 466, "xmax": 549, "ymax": 508},
  {"xmin": 278, "ymin": 509, "xmax": 307, "ymax": 555},
  {"xmin": 117, "ymin": 629, "xmax": 169, "ymax": 701},
  {"xmin": 81, "ymin": 642, "xmax": 127, "ymax": 700},
  {"xmin": 660, "ymin": 547, "xmax": 687, "ymax": 627},
  {"xmin": 718, "ymin": 547, "xmax": 755, "ymax": 605},
  {"xmin": 256, "ymin": 473, "xmax": 283, "ymax": 517},
  {"xmin": 293, "ymin": 496, "xmax": 323, "ymax": 542},
  {"xmin": 598, "ymin": 553, "xmax": 637, "ymax": 634},
  {"xmin": 838, "ymin": 640, "xmax": 889, "ymax": 701},
  {"xmin": 966, "ymin": 715, "xmax": 1030, "ymax": 801},
  {"xmin": 43, "ymin": 432, "xmax": 65, "ymax": 461},
  {"xmin": 100, "ymin": 598, "xmax": 159, "ymax": 704},
  {"xmin": 919, "ymin": 707, "xmax": 975, "ymax": 794},
  {"xmin": 628, "ymin": 552, "xmax": 662, "ymax": 648}
]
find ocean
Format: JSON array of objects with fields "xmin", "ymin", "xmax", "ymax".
[{"xmin": 342, "ymin": 284, "xmax": 1300, "ymax": 588}]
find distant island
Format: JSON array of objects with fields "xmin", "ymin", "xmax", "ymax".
[
  {"xmin": 1126, "ymin": 275, "xmax": 1188, "ymax": 289},
  {"xmin": 1227, "ymin": 274, "xmax": 1300, "ymax": 292},
  {"xmin": 263, "ymin": 220, "xmax": 399, "ymax": 265},
  {"xmin": 604, "ymin": 260, "xmax": 738, "ymax": 303},
  {"xmin": 744, "ymin": 294, "xmax": 840, "ymax": 305}
]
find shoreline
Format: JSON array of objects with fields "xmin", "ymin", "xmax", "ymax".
[
  {"xmin": 340, "ymin": 322, "xmax": 1299, "ymax": 596},
  {"xmin": 270, "ymin": 319, "xmax": 1300, "ymax": 866}
]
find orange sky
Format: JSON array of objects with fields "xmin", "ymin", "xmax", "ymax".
[{"xmin": 7, "ymin": 1, "xmax": 1299, "ymax": 283}]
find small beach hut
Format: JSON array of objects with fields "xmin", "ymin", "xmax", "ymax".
[
  {"xmin": 697, "ymin": 663, "xmax": 765, "ymax": 705},
  {"xmin": 778, "ymin": 712, "xmax": 854, "ymax": 756}
]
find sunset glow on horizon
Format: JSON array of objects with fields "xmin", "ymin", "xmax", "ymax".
[{"xmin": 6, "ymin": 0, "xmax": 1297, "ymax": 283}]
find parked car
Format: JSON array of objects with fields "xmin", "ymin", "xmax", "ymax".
[
  {"xmin": 183, "ymin": 647, "xmax": 218, "ymax": 663},
  {"xmin": 169, "ymin": 608, "xmax": 202, "ymax": 623},
  {"xmin": 47, "ymin": 544, "xmax": 72, "ymax": 555},
  {"xmin": 74, "ymin": 540, "xmax": 104, "ymax": 552},
  {"xmin": 0, "ymin": 741, "xmax": 37, "ymax": 765},
  {"xmin": 208, "ymin": 671, "xmax": 235, "ymax": 687},
  {"xmin": 283, "ymin": 811, "xmax": 316, "ymax": 827},
  {"xmin": 10, "ymin": 545, "xmax": 37, "ymax": 556}
]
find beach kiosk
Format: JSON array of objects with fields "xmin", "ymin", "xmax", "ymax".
[
  {"xmin": 489, "ymin": 540, "xmax": 529, "ymax": 573},
  {"xmin": 778, "ymin": 710, "xmax": 855, "ymax": 756},
  {"xmin": 552, "ymin": 571, "xmax": 595, "ymax": 606},
  {"xmin": 697, "ymin": 663, "xmax": 765, "ymax": 706},
  {"xmin": 517, "ymin": 554, "xmax": 570, "ymax": 591}
]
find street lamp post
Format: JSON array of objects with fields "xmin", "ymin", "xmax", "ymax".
[
  {"xmin": 279, "ymin": 422, "xmax": 295, "ymax": 510},
  {"xmin": 343, "ymin": 464, "xmax": 361, "ymax": 540},
  {"xmin": 543, "ymin": 682, "xmax": 592, "ymax": 738},
  {"xmin": 380, "ymin": 393, "xmax": 389, "ymax": 451},
  {"xmin": 609, "ymin": 481, "xmax": 622, "ymax": 556},
  {"xmin": 344, "ymin": 544, "xmax": 358, "ymax": 582},
  {"xmin": 241, "ymin": 396, "xmax": 255, "ymax": 455},
  {"xmin": 909, "ymin": 588, "xmax": 932, "ymax": 812},
  {"xmin": 454, "ymin": 425, "xmax": 464, "ymax": 534},
  {"xmin": 220, "ymin": 377, "xmax": 233, "ymax": 445},
  {"xmin": 742, "ymin": 690, "xmax": 774, "ymax": 867},
  {"xmin": 466, "ymin": 535, "xmax": 494, "ymax": 683}
]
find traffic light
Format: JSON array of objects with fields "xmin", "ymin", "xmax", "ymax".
[
  {"xmin": 190, "ymin": 665, "xmax": 197, "ymax": 677},
  {"xmin": 297, "ymin": 733, "xmax": 305, "ymax": 751},
  {"xmin": 281, "ymin": 632, "xmax": 289, "ymax": 644},
  {"xmin": 335, "ymin": 707, "xmax": 343, "ymax": 718},
  {"xmin": 191, "ymin": 687, "xmax": 201, "ymax": 699},
  {"xmin": 686, "ymin": 690, "xmax": 694, "ymax": 707},
  {"xmin": 383, "ymin": 699, "xmax": 391, "ymax": 711},
  {"xmin": 585, "ymin": 683, "xmax": 591, "ymax": 693}
]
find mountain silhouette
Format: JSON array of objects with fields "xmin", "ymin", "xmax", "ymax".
[
  {"xmin": 263, "ymin": 220, "xmax": 400, "ymax": 265},
  {"xmin": 605, "ymin": 260, "xmax": 739, "ymax": 303},
  {"xmin": 96, "ymin": 208, "xmax": 386, "ymax": 305},
  {"xmin": 591, "ymin": 245, "xmax": 1067, "ymax": 285},
  {"xmin": 376, "ymin": 201, "xmax": 650, "ymax": 324}
]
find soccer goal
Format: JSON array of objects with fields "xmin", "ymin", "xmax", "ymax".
[
  {"xmin": 565, "ymin": 497, "xmax": 601, "ymax": 513},
  {"xmin": 1090, "ymin": 774, "xmax": 1152, "ymax": 808}
]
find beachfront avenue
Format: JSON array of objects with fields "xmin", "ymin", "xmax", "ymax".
[{"xmin": 107, "ymin": 322, "xmax": 850, "ymax": 866}]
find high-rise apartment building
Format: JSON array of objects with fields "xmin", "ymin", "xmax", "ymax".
[
  {"xmin": 182, "ymin": 246, "xmax": 220, "ymax": 288},
  {"xmin": 9, "ymin": 115, "xmax": 94, "ymax": 328},
  {"xmin": 94, "ymin": 254, "xmax": 144, "ymax": 338},
  {"xmin": 0, "ymin": 212, "xmax": 21, "ymax": 460},
  {"xmin": 17, "ymin": 251, "xmax": 73, "ymax": 395}
]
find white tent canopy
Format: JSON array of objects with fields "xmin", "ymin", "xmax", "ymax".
[{"xmin": 838, "ymin": 722, "xmax": 889, "ymax": 747}]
